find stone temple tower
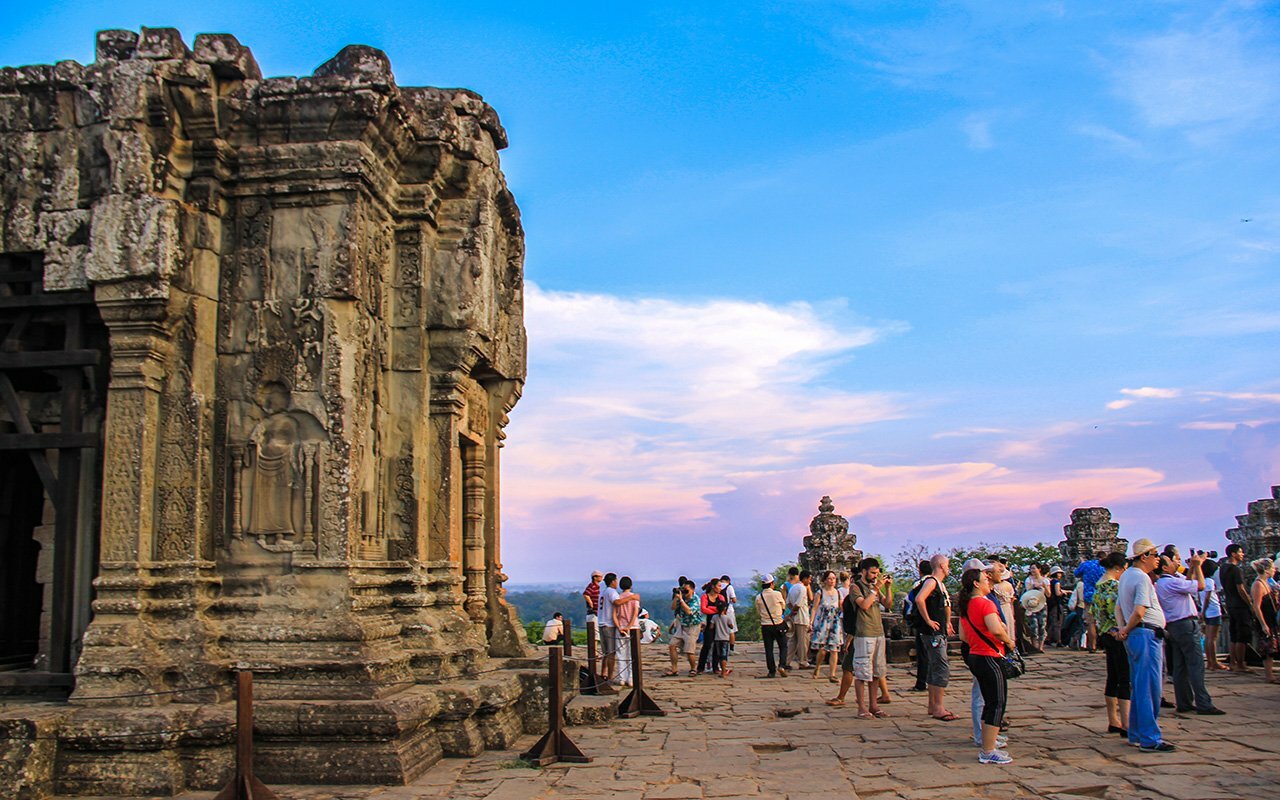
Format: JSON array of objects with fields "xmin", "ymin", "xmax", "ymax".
[
  {"xmin": 798, "ymin": 496, "xmax": 862, "ymax": 578},
  {"xmin": 0, "ymin": 28, "xmax": 535, "ymax": 796},
  {"xmin": 1225, "ymin": 485, "xmax": 1280, "ymax": 560},
  {"xmin": 1058, "ymin": 507, "xmax": 1128, "ymax": 571}
]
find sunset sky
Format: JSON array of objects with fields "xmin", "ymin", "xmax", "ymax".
[{"xmin": 5, "ymin": 2, "xmax": 1279, "ymax": 581}]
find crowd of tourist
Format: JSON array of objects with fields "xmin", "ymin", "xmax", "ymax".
[{"xmin": 565, "ymin": 541, "xmax": 1280, "ymax": 765}]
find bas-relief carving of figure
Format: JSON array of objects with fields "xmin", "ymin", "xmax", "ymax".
[{"xmin": 232, "ymin": 382, "xmax": 323, "ymax": 553}]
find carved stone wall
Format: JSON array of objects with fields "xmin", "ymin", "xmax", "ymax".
[
  {"xmin": 1225, "ymin": 485, "xmax": 1280, "ymax": 561},
  {"xmin": 0, "ymin": 28, "xmax": 533, "ymax": 796},
  {"xmin": 1057, "ymin": 507, "xmax": 1128, "ymax": 571},
  {"xmin": 798, "ymin": 496, "xmax": 862, "ymax": 577}
]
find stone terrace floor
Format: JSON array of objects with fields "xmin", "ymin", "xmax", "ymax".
[{"xmin": 182, "ymin": 642, "xmax": 1279, "ymax": 800}]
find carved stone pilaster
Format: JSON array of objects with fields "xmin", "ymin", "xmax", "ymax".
[
  {"xmin": 461, "ymin": 442, "xmax": 487, "ymax": 623},
  {"xmin": 94, "ymin": 282, "xmax": 173, "ymax": 564}
]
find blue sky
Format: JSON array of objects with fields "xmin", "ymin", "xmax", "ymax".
[{"xmin": 6, "ymin": 2, "xmax": 1279, "ymax": 581}]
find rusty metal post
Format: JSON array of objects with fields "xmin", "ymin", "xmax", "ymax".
[
  {"xmin": 520, "ymin": 648, "xmax": 591, "ymax": 765},
  {"xmin": 213, "ymin": 671, "xmax": 277, "ymax": 800},
  {"xmin": 563, "ymin": 618, "xmax": 573, "ymax": 657},
  {"xmin": 618, "ymin": 628, "xmax": 665, "ymax": 718}
]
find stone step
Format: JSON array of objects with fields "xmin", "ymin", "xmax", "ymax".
[{"xmin": 564, "ymin": 691, "xmax": 620, "ymax": 726}]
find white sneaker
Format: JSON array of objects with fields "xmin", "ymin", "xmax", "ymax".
[
  {"xmin": 978, "ymin": 750, "xmax": 1013, "ymax": 764},
  {"xmin": 973, "ymin": 735, "xmax": 1008, "ymax": 749}
]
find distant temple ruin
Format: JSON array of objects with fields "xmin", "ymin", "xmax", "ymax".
[
  {"xmin": 1226, "ymin": 485, "xmax": 1280, "ymax": 560},
  {"xmin": 798, "ymin": 496, "xmax": 862, "ymax": 577},
  {"xmin": 1057, "ymin": 507, "xmax": 1128, "ymax": 570},
  {"xmin": 0, "ymin": 28, "xmax": 534, "ymax": 795}
]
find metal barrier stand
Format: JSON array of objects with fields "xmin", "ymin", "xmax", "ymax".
[
  {"xmin": 617, "ymin": 628, "xmax": 665, "ymax": 719},
  {"xmin": 520, "ymin": 648, "xmax": 591, "ymax": 766},
  {"xmin": 213, "ymin": 671, "xmax": 277, "ymax": 800}
]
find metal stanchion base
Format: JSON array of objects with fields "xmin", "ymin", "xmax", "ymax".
[
  {"xmin": 213, "ymin": 775, "xmax": 278, "ymax": 800},
  {"xmin": 520, "ymin": 729, "xmax": 592, "ymax": 766},
  {"xmin": 617, "ymin": 687, "xmax": 665, "ymax": 718}
]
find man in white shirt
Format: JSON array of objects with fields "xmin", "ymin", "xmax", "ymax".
[
  {"xmin": 786, "ymin": 571, "xmax": 813, "ymax": 670},
  {"xmin": 598, "ymin": 573, "xmax": 620, "ymax": 680},
  {"xmin": 542, "ymin": 613, "xmax": 565, "ymax": 645},
  {"xmin": 1115, "ymin": 538, "xmax": 1175, "ymax": 752}
]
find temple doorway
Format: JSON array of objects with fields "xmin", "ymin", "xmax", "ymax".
[{"xmin": 0, "ymin": 254, "xmax": 108, "ymax": 683}]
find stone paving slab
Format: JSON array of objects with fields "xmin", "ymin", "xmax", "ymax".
[{"xmin": 167, "ymin": 643, "xmax": 1279, "ymax": 799}]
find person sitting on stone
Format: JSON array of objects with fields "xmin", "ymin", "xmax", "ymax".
[{"xmin": 541, "ymin": 612, "xmax": 565, "ymax": 645}]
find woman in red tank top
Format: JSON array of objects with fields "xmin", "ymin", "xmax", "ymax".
[{"xmin": 958, "ymin": 568, "xmax": 1018, "ymax": 763}]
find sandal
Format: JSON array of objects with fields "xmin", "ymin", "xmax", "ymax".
[
  {"xmin": 660, "ymin": 669, "xmax": 679, "ymax": 677},
  {"xmin": 872, "ymin": 709, "xmax": 890, "ymax": 718},
  {"xmin": 931, "ymin": 712, "xmax": 960, "ymax": 721},
  {"xmin": 856, "ymin": 710, "xmax": 874, "ymax": 720},
  {"xmin": 825, "ymin": 698, "xmax": 845, "ymax": 707},
  {"xmin": 828, "ymin": 675, "xmax": 839, "ymax": 683},
  {"xmin": 878, "ymin": 696, "xmax": 892, "ymax": 704},
  {"xmin": 687, "ymin": 669, "xmax": 698, "ymax": 677}
]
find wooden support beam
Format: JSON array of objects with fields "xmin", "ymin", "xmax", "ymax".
[
  {"xmin": 0, "ymin": 432, "xmax": 99, "ymax": 450},
  {"xmin": 0, "ymin": 350, "xmax": 101, "ymax": 369},
  {"xmin": 0, "ymin": 292, "xmax": 94, "ymax": 309}
]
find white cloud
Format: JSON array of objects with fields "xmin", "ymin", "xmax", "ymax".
[
  {"xmin": 1074, "ymin": 123, "xmax": 1144, "ymax": 155},
  {"xmin": 1112, "ymin": 15, "xmax": 1280, "ymax": 141},
  {"xmin": 1122, "ymin": 387, "xmax": 1181, "ymax": 399},
  {"xmin": 1200, "ymin": 391, "xmax": 1280, "ymax": 404},
  {"xmin": 932, "ymin": 427, "xmax": 1008, "ymax": 440},
  {"xmin": 962, "ymin": 114, "xmax": 994, "ymax": 150},
  {"xmin": 1106, "ymin": 386, "xmax": 1180, "ymax": 410},
  {"xmin": 502, "ymin": 284, "xmax": 910, "ymax": 529}
]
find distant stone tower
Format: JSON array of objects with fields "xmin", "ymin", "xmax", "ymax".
[
  {"xmin": 1058, "ymin": 507, "xmax": 1128, "ymax": 570},
  {"xmin": 1225, "ymin": 485, "xmax": 1280, "ymax": 560},
  {"xmin": 798, "ymin": 496, "xmax": 862, "ymax": 577}
]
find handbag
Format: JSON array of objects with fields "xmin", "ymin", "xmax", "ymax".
[
  {"xmin": 969, "ymin": 608, "xmax": 1027, "ymax": 679},
  {"xmin": 1259, "ymin": 632, "xmax": 1280, "ymax": 658}
]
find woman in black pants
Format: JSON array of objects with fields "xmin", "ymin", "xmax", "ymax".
[
  {"xmin": 1089, "ymin": 552, "xmax": 1130, "ymax": 735},
  {"xmin": 958, "ymin": 568, "xmax": 1018, "ymax": 764}
]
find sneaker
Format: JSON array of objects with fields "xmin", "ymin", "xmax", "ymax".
[
  {"xmin": 974, "ymin": 735, "xmax": 1009, "ymax": 749},
  {"xmin": 1196, "ymin": 708, "xmax": 1226, "ymax": 716},
  {"xmin": 978, "ymin": 750, "xmax": 1013, "ymax": 764},
  {"xmin": 1138, "ymin": 742, "xmax": 1177, "ymax": 753}
]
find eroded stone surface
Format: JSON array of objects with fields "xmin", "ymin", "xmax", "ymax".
[
  {"xmin": 145, "ymin": 643, "xmax": 1280, "ymax": 799},
  {"xmin": 0, "ymin": 27, "xmax": 532, "ymax": 796}
]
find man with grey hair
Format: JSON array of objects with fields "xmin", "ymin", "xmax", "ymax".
[{"xmin": 915, "ymin": 554, "xmax": 957, "ymax": 720}]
